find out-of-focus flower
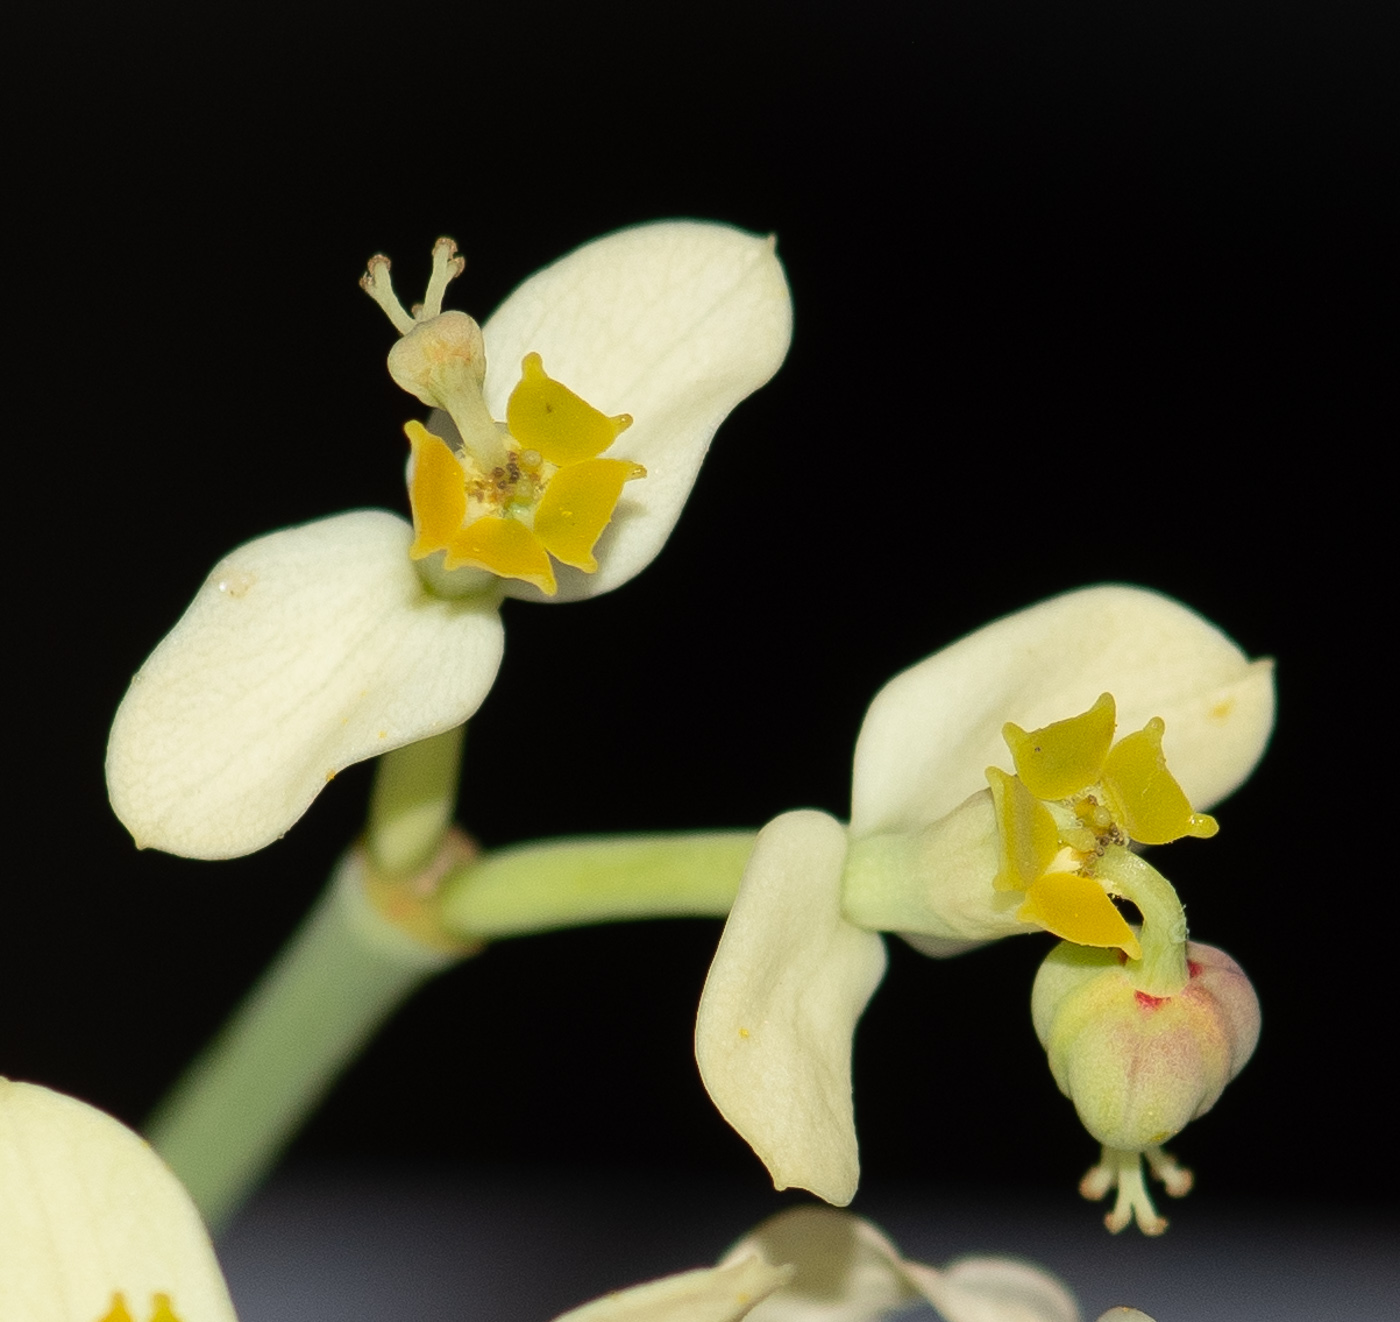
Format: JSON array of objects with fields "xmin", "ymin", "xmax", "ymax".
[
  {"xmin": 1032, "ymin": 938, "xmax": 1260, "ymax": 1233},
  {"xmin": 696, "ymin": 585, "xmax": 1273, "ymax": 1206},
  {"xmin": 107, "ymin": 223, "xmax": 792, "ymax": 860},
  {"xmin": 2, "ymin": 1082, "xmax": 1114, "ymax": 1322},
  {"xmin": 0, "ymin": 1086, "xmax": 1103, "ymax": 1322},
  {"xmin": 556, "ymin": 1205, "xmax": 1082, "ymax": 1322},
  {"xmin": 0, "ymin": 1078, "xmax": 238, "ymax": 1322}
]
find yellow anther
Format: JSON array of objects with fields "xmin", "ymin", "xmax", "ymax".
[
  {"xmin": 507, "ymin": 353, "xmax": 633, "ymax": 466},
  {"xmin": 1101, "ymin": 718, "xmax": 1219, "ymax": 845},
  {"xmin": 150, "ymin": 1295, "xmax": 186, "ymax": 1322},
  {"xmin": 1082, "ymin": 799, "xmax": 1115, "ymax": 830},
  {"xmin": 1061, "ymin": 824, "xmax": 1100, "ymax": 854},
  {"xmin": 1004, "ymin": 693, "xmax": 1117, "ymax": 801},
  {"xmin": 987, "ymin": 767, "xmax": 1061, "ymax": 892},
  {"xmin": 1018, "ymin": 873, "xmax": 1142, "ymax": 958}
]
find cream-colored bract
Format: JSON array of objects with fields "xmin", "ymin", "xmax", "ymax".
[
  {"xmin": 552, "ymin": 1257, "xmax": 793, "ymax": 1322},
  {"xmin": 694, "ymin": 812, "xmax": 886, "ymax": 1205},
  {"xmin": 851, "ymin": 585, "xmax": 1274, "ymax": 839},
  {"xmin": 696, "ymin": 586, "xmax": 1274, "ymax": 1206},
  {"xmin": 106, "ymin": 222, "xmax": 793, "ymax": 859},
  {"xmin": 557, "ymin": 1206, "xmax": 1085, "ymax": 1322},
  {"xmin": 0, "ymin": 1079, "xmax": 238, "ymax": 1322},
  {"xmin": 719, "ymin": 1206, "xmax": 1082, "ymax": 1322},
  {"xmin": 472, "ymin": 221, "xmax": 793, "ymax": 603},
  {"xmin": 106, "ymin": 511, "xmax": 504, "ymax": 859}
]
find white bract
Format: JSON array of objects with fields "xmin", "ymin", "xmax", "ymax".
[
  {"xmin": 556, "ymin": 1205, "xmax": 1084, "ymax": 1322},
  {"xmin": 0, "ymin": 1078, "xmax": 237, "ymax": 1322},
  {"xmin": 696, "ymin": 586, "xmax": 1274, "ymax": 1205},
  {"xmin": 107, "ymin": 222, "xmax": 792, "ymax": 859}
]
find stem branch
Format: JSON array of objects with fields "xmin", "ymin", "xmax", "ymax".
[
  {"xmin": 146, "ymin": 849, "xmax": 466, "ymax": 1232},
  {"xmin": 441, "ymin": 831, "xmax": 756, "ymax": 940}
]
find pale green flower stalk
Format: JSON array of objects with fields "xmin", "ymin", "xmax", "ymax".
[
  {"xmin": 696, "ymin": 586, "xmax": 1274, "ymax": 1219},
  {"xmin": 117, "ymin": 222, "xmax": 793, "ymax": 1228},
  {"xmin": 7, "ymin": 1081, "xmax": 1149, "ymax": 1322}
]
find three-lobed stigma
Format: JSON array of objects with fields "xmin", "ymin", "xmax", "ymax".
[
  {"xmin": 987, "ymin": 693, "xmax": 1217, "ymax": 956},
  {"xmin": 363, "ymin": 240, "xmax": 644, "ymax": 595}
]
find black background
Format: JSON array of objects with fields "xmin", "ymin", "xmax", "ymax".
[{"xmin": 5, "ymin": 0, "xmax": 1394, "ymax": 1238}]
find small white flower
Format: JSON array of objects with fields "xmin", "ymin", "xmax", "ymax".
[
  {"xmin": 696, "ymin": 585, "xmax": 1274, "ymax": 1205},
  {"xmin": 107, "ymin": 223, "xmax": 792, "ymax": 859}
]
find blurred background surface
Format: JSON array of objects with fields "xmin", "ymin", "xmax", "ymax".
[{"xmin": 221, "ymin": 1167, "xmax": 1398, "ymax": 1321}]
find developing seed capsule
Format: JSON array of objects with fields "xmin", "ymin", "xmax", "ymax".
[{"xmin": 1031, "ymin": 938, "xmax": 1260, "ymax": 1232}]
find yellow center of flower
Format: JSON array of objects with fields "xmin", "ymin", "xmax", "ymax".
[
  {"xmin": 360, "ymin": 237, "xmax": 645, "ymax": 596},
  {"xmin": 986, "ymin": 693, "xmax": 1218, "ymax": 957},
  {"xmin": 97, "ymin": 1293, "xmax": 185, "ymax": 1322},
  {"xmin": 405, "ymin": 352, "xmax": 643, "ymax": 596}
]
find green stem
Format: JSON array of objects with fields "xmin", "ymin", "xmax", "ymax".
[
  {"xmin": 1095, "ymin": 848, "xmax": 1189, "ymax": 997},
  {"xmin": 367, "ymin": 725, "xmax": 465, "ymax": 876},
  {"xmin": 146, "ymin": 848, "xmax": 467, "ymax": 1232},
  {"xmin": 440, "ymin": 831, "xmax": 757, "ymax": 940}
]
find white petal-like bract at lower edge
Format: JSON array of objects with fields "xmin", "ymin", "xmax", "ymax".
[
  {"xmin": 695, "ymin": 811, "xmax": 886, "ymax": 1207},
  {"xmin": 478, "ymin": 221, "xmax": 793, "ymax": 603},
  {"xmin": 719, "ymin": 1208, "xmax": 1081, "ymax": 1322},
  {"xmin": 905, "ymin": 1258, "xmax": 1081, "ymax": 1322},
  {"xmin": 106, "ymin": 511, "xmax": 504, "ymax": 859},
  {"xmin": 552, "ymin": 1257, "xmax": 794, "ymax": 1322},
  {"xmin": 851, "ymin": 585, "xmax": 1275, "ymax": 839},
  {"xmin": 719, "ymin": 1207, "xmax": 920, "ymax": 1322},
  {"xmin": 0, "ymin": 1079, "xmax": 239, "ymax": 1322}
]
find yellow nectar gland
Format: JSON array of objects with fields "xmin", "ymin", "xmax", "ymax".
[
  {"xmin": 987, "ymin": 693, "xmax": 1217, "ymax": 957},
  {"xmin": 406, "ymin": 353, "xmax": 642, "ymax": 595},
  {"xmin": 98, "ymin": 1293, "xmax": 184, "ymax": 1322}
]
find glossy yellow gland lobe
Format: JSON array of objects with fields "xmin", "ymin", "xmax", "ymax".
[
  {"xmin": 406, "ymin": 353, "xmax": 641, "ymax": 594},
  {"xmin": 988, "ymin": 694, "xmax": 1218, "ymax": 956},
  {"xmin": 1020, "ymin": 871, "xmax": 1144, "ymax": 952},
  {"xmin": 1004, "ymin": 692, "xmax": 1118, "ymax": 802},
  {"xmin": 98, "ymin": 1294, "xmax": 184, "ymax": 1322},
  {"xmin": 507, "ymin": 352, "xmax": 634, "ymax": 466},
  {"xmin": 1101, "ymin": 718, "xmax": 1219, "ymax": 845}
]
